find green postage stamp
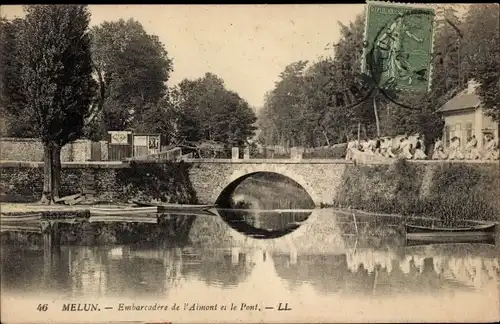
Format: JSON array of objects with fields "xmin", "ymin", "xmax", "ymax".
[{"xmin": 362, "ymin": 2, "xmax": 435, "ymax": 91}]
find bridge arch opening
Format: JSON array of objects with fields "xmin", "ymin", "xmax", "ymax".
[{"xmin": 215, "ymin": 172, "xmax": 315, "ymax": 240}]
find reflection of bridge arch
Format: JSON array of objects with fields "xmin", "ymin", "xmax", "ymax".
[
  {"xmin": 210, "ymin": 166, "xmax": 320, "ymax": 207},
  {"xmin": 204, "ymin": 208, "xmax": 347, "ymax": 253}
]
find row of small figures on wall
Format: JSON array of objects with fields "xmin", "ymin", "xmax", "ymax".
[
  {"xmin": 432, "ymin": 134, "xmax": 499, "ymax": 161},
  {"xmin": 345, "ymin": 134, "xmax": 499, "ymax": 161}
]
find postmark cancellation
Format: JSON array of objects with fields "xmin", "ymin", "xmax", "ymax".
[{"xmin": 362, "ymin": 1, "xmax": 436, "ymax": 92}]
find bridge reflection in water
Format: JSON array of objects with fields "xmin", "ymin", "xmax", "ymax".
[{"xmin": 216, "ymin": 208, "xmax": 312, "ymax": 239}]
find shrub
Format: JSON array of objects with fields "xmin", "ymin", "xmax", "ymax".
[
  {"xmin": 303, "ymin": 144, "xmax": 347, "ymax": 159},
  {"xmin": 333, "ymin": 160, "xmax": 499, "ymax": 222}
]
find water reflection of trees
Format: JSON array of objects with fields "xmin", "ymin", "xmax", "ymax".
[
  {"xmin": 272, "ymin": 247, "xmax": 500, "ymax": 296},
  {"xmin": 180, "ymin": 249, "xmax": 254, "ymax": 288},
  {"xmin": 1, "ymin": 245, "xmax": 256, "ymax": 298}
]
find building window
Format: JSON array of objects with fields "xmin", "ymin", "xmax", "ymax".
[{"xmin": 466, "ymin": 122, "xmax": 473, "ymax": 140}]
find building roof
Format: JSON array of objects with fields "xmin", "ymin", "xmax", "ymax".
[{"xmin": 437, "ymin": 88, "xmax": 481, "ymax": 113}]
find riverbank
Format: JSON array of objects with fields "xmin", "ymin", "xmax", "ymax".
[{"xmin": 334, "ymin": 160, "xmax": 500, "ymax": 223}]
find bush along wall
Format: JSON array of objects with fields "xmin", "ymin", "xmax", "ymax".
[
  {"xmin": 113, "ymin": 161, "xmax": 199, "ymax": 204},
  {"xmin": 0, "ymin": 161, "xmax": 199, "ymax": 204},
  {"xmin": 334, "ymin": 160, "xmax": 500, "ymax": 223}
]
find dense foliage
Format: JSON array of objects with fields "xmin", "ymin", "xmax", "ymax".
[
  {"xmin": 170, "ymin": 73, "xmax": 257, "ymax": 147},
  {"xmin": 335, "ymin": 160, "xmax": 500, "ymax": 222},
  {"xmin": 258, "ymin": 5, "xmax": 499, "ymax": 149},
  {"xmin": 88, "ymin": 19, "xmax": 174, "ymax": 138}
]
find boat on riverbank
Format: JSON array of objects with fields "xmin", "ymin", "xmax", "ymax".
[
  {"xmin": 0, "ymin": 212, "xmax": 43, "ymax": 223},
  {"xmin": 131, "ymin": 200, "xmax": 216, "ymax": 212},
  {"xmin": 405, "ymin": 223, "xmax": 496, "ymax": 244},
  {"xmin": 88, "ymin": 206, "xmax": 159, "ymax": 223}
]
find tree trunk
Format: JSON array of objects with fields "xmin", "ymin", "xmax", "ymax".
[
  {"xmin": 52, "ymin": 145, "xmax": 62, "ymax": 200},
  {"xmin": 373, "ymin": 95, "xmax": 381, "ymax": 137},
  {"xmin": 40, "ymin": 144, "xmax": 54, "ymax": 205},
  {"xmin": 357, "ymin": 123, "xmax": 361, "ymax": 142}
]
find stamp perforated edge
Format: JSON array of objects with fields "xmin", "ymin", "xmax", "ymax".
[{"xmin": 363, "ymin": 0, "xmax": 437, "ymax": 92}]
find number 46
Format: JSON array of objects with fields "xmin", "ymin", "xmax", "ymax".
[{"xmin": 37, "ymin": 304, "xmax": 48, "ymax": 312}]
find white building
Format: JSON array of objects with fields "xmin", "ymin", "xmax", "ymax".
[{"xmin": 437, "ymin": 80, "xmax": 499, "ymax": 149}]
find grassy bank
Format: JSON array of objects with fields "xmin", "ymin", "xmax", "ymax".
[{"xmin": 334, "ymin": 160, "xmax": 500, "ymax": 223}]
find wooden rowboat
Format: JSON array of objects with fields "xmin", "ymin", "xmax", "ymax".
[
  {"xmin": 131, "ymin": 200, "xmax": 216, "ymax": 212},
  {"xmin": 0, "ymin": 213, "xmax": 43, "ymax": 223},
  {"xmin": 405, "ymin": 223, "xmax": 496, "ymax": 244},
  {"xmin": 89, "ymin": 206, "xmax": 158, "ymax": 217}
]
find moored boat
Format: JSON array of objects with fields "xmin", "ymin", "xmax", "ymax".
[
  {"xmin": 405, "ymin": 222, "xmax": 496, "ymax": 244},
  {"xmin": 131, "ymin": 200, "xmax": 216, "ymax": 212},
  {"xmin": 0, "ymin": 213, "xmax": 43, "ymax": 223},
  {"xmin": 89, "ymin": 206, "xmax": 158, "ymax": 216}
]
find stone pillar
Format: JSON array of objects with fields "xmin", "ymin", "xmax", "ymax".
[
  {"xmin": 85, "ymin": 140, "xmax": 92, "ymax": 162},
  {"xmin": 243, "ymin": 147, "xmax": 250, "ymax": 160},
  {"xmin": 231, "ymin": 147, "xmax": 239, "ymax": 160},
  {"xmin": 290, "ymin": 147, "xmax": 302, "ymax": 160}
]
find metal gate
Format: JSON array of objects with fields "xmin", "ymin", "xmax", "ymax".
[{"xmin": 90, "ymin": 142, "xmax": 102, "ymax": 161}]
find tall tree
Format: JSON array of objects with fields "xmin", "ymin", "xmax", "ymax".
[
  {"xmin": 89, "ymin": 19, "xmax": 173, "ymax": 137},
  {"xmin": 173, "ymin": 73, "xmax": 257, "ymax": 147},
  {"xmin": 462, "ymin": 4, "xmax": 499, "ymax": 122},
  {"xmin": 260, "ymin": 61, "xmax": 309, "ymax": 147},
  {"xmin": 20, "ymin": 5, "xmax": 95, "ymax": 203}
]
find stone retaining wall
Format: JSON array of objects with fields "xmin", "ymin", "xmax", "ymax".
[{"xmin": 0, "ymin": 138, "xmax": 107, "ymax": 162}]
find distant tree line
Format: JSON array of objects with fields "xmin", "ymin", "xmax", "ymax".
[{"xmin": 257, "ymin": 4, "xmax": 499, "ymax": 149}]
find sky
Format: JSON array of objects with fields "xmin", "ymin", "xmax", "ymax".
[{"xmin": 1, "ymin": 4, "xmax": 364, "ymax": 109}]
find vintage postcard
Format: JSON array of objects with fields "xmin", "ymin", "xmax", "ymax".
[{"xmin": 1, "ymin": 3, "xmax": 499, "ymax": 324}]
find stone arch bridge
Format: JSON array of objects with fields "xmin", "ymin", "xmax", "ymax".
[{"xmin": 185, "ymin": 158, "xmax": 351, "ymax": 206}]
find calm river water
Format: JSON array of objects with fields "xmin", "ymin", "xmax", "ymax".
[{"xmin": 1, "ymin": 208, "xmax": 499, "ymax": 323}]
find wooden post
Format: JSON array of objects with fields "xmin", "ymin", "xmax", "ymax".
[
  {"xmin": 231, "ymin": 247, "xmax": 240, "ymax": 265},
  {"xmin": 352, "ymin": 212, "xmax": 359, "ymax": 235},
  {"xmin": 373, "ymin": 95, "xmax": 381, "ymax": 138},
  {"xmin": 289, "ymin": 248, "xmax": 297, "ymax": 265}
]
